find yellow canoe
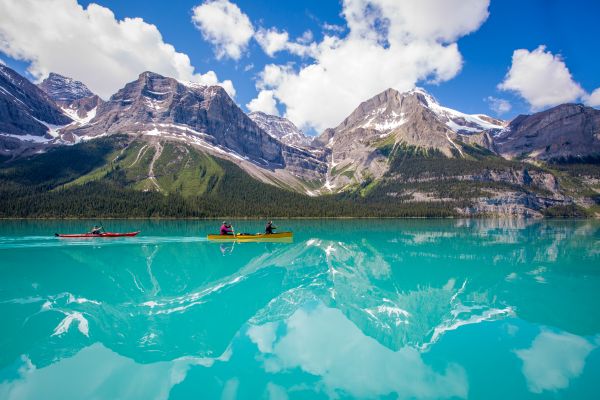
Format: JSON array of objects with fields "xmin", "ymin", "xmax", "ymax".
[{"xmin": 207, "ymin": 231, "xmax": 293, "ymax": 242}]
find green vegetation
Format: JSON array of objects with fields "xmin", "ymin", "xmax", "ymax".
[
  {"xmin": 0, "ymin": 137, "xmax": 125, "ymax": 187},
  {"xmin": 388, "ymin": 142, "xmax": 530, "ymax": 178},
  {"xmin": 331, "ymin": 163, "xmax": 353, "ymax": 177},
  {"xmin": 0, "ymin": 136, "xmax": 466, "ymax": 218},
  {"xmin": 372, "ymin": 133, "xmax": 397, "ymax": 157},
  {"xmin": 542, "ymin": 205, "xmax": 590, "ymax": 218},
  {"xmin": 0, "ymin": 136, "xmax": 597, "ymax": 218}
]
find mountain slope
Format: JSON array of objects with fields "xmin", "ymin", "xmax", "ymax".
[
  {"xmin": 38, "ymin": 72, "xmax": 103, "ymax": 123},
  {"xmin": 0, "ymin": 65, "xmax": 74, "ymax": 160},
  {"xmin": 317, "ymin": 88, "xmax": 503, "ymax": 190},
  {"xmin": 2, "ymin": 68, "xmax": 326, "ymax": 193},
  {"xmin": 495, "ymin": 103, "xmax": 600, "ymax": 161},
  {"xmin": 248, "ymin": 111, "xmax": 312, "ymax": 147},
  {"xmin": 0, "ymin": 135, "xmax": 410, "ymax": 218},
  {"xmin": 38, "ymin": 73, "xmax": 95, "ymax": 103},
  {"xmin": 1, "ymin": 65, "xmax": 598, "ymax": 218},
  {"xmin": 66, "ymin": 71, "xmax": 284, "ymax": 162},
  {"xmin": 0, "ymin": 65, "xmax": 71, "ymax": 136},
  {"xmin": 314, "ymin": 87, "xmax": 599, "ymax": 217},
  {"xmin": 59, "ymin": 71, "xmax": 326, "ymax": 190}
]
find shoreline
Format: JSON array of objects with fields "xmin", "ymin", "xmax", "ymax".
[{"xmin": 0, "ymin": 216, "xmax": 597, "ymax": 221}]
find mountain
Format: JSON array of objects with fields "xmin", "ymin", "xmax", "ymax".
[
  {"xmin": 38, "ymin": 72, "xmax": 103, "ymax": 124},
  {"xmin": 38, "ymin": 72, "xmax": 95, "ymax": 104},
  {"xmin": 248, "ymin": 111, "xmax": 312, "ymax": 147},
  {"xmin": 65, "ymin": 71, "xmax": 281, "ymax": 160},
  {"xmin": 1, "ymin": 66, "xmax": 599, "ymax": 218},
  {"xmin": 56, "ymin": 71, "xmax": 326, "ymax": 188},
  {"xmin": 0, "ymin": 65, "xmax": 74, "ymax": 160},
  {"xmin": 316, "ymin": 88, "xmax": 504, "ymax": 190},
  {"xmin": 495, "ymin": 103, "xmax": 600, "ymax": 161},
  {"xmin": 311, "ymin": 87, "xmax": 600, "ymax": 217},
  {"xmin": 0, "ymin": 64, "xmax": 72, "ymax": 143}
]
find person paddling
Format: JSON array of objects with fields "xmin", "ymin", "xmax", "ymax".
[
  {"xmin": 265, "ymin": 220, "xmax": 277, "ymax": 234},
  {"xmin": 220, "ymin": 221, "xmax": 234, "ymax": 235},
  {"xmin": 90, "ymin": 225, "xmax": 103, "ymax": 235}
]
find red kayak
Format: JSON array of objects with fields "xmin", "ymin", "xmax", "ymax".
[{"xmin": 55, "ymin": 231, "xmax": 141, "ymax": 238}]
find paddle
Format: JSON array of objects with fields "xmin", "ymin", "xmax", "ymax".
[{"xmin": 90, "ymin": 221, "xmax": 104, "ymax": 235}]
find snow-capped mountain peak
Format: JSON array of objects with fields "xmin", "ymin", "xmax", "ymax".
[
  {"xmin": 38, "ymin": 73, "xmax": 94, "ymax": 103},
  {"xmin": 248, "ymin": 111, "xmax": 312, "ymax": 147},
  {"xmin": 406, "ymin": 87, "xmax": 506, "ymax": 134}
]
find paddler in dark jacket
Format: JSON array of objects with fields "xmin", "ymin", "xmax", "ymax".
[
  {"xmin": 220, "ymin": 221, "xmax": 234, "ymax": 235},
  {"xmin": 265, "ymin": 221, "xmax": 277, "ymax": 234}
]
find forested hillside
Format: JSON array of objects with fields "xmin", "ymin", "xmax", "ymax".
[{"xmin": 0, "ymin": 136, "xmax": 469, "ymax": 218}]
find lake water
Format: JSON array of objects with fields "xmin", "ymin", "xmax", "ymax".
[{"xmin": 1, "ymin": 219, "xmax": 599, "ymax": 399}]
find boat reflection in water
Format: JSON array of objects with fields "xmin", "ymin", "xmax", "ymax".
[{"xmin": 0, "ymin": 219, "xmax": 599, "ymax": 399}]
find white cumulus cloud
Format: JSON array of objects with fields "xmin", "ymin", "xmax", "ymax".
[
  {"xmin": 486, "ymin": 96, "xmax": 512, "ymax": 115},
  {"xmin": 516, "ymin": 330, "xmax": 596, "ymax": 394},
  {"xmin": 498, "ymin": 46, "xmax": 586, "ymax": 110},
  {"xmin": 191, "ymin": 0, "xmax": 254, "ymax": 61},
  {"xmin": 255, "ymin": 28, "xmax": 289, "ymax": 57},
  {"xmin": 246, "ymin": 90, "xmax": 279, "ymax": 116},
  {"xmin": 255, "ymin": 27, "xmax": 318, "ymax": 58},
  {"xmin": 0, "ymin": 0, "xmax": 235, "ymax": 99},
  {"xmin": 584, "ymin": 88, "xmax": 600, "ymax": 108},
  {"xmin": 248, "ymin": 0, "xmax": 491, "ymax": 131}
]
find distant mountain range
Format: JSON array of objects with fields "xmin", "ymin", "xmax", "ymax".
[{"xmin": 0, "ymin": 64, "xmax": 599, "ymax": 218}]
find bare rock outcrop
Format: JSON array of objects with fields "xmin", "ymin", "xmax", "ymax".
[
  {"xmin": 0, "ymin": 65, "xmax": 71, "ymax": 137},
  {"xmin": 496, "ymin": 104, "xmax": 600, "ymax": 161}
]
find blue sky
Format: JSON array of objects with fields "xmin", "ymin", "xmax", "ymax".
[{"xmin": 1, "ymin": 0, "xmax": 599, "ymax": 134}]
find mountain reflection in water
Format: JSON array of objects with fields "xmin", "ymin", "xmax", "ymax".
[{"xmin": 0, "ymin": 219, "xmax": 599, "ymax": 399}]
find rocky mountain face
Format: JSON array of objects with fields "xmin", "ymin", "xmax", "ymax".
[
  {"xmin": 317, "ymin": 88, "xmax": 504, "ymax": 190},
  {"xmin": 248, "ymin": 111, "xmax": 312, "ymax": 147},
  {"xmin": 60, "ymin": 71, "xmax": 326, "ymax": 187},
  {"xmin": 65, "ymin": 71, "xmax": 281, "ymax": 162},
  {"xmin": 38, "ymin": 73, "xmax": 94, "ymax": 104},
  {"xmin": 38, "ymin": 72, "xmax": 103, "ymax": 122},
  {"xmin": 0, "ymin": 65, "xmax": 71, "ymax": 136},
  {"xmin": 1, "ymin": 65, "xmax": 599, "ymax": 217},
  {"xmin": 0, "ymin": 65, "xmax": 73, "ymax": 158},
  {"xmin": 495, "ymin": 103, "xmax": 600, "ymax": 161}
]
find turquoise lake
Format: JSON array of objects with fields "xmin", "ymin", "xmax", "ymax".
[{"xmin": 1, "ymin": 219, "xmax": 599, "ymax": 399}]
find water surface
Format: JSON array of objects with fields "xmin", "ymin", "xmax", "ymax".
[{"xmin": 1, "ymin": 219, "xmax": 599, "ymax": 399}]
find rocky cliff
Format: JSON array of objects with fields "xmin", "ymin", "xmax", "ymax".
[
  {"xmin": 38, "ymin": 73, "xmax": 94, "ymax": 104},
  {"xmin": 59, "ymin": 71, "xmax": 327, "ymax": 188},
  {"xmin": 39, "ymin": 72, "xmax": 103, "ymax": 122},
  {"xmin": 1, "ymin": 66, "xmax": 599, "ymax": 217},
  {"xmin": 495, "ymin": 104, "xmax": 600, "ymax": 161},
  {"xmin": 0, "ymin": 65, "xmax": 71, "ymax": 136},
  {"xmin": 248, "ymin": 111, "xmax": 312, "ymax": 147},
  {"xmin": 66, "ymin": 72, "xmax": 283, "ymax": 163},
  {"xmin": 318, "ymin": 88, "xmax": 504, "ymax": 190}
]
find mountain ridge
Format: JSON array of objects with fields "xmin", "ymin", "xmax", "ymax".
[{"xmin": 1, "ymin": 66, "xmax": 599, "ymax": 217}]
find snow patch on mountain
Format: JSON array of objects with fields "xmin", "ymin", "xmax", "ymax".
[
  {"xmin": 62, "ymin": 106, "xmax": 97, "ymax": 126},
  {"xmin": 39, "ymin": 73, "xmax": 94, "ymax": 103},
  {"xmin": 176, "ymin": 79, "xmax": 207, "ymax": 91},
  {"xmin": 360, "ymin": 107, "xmax": 407, "ymax": 132},
  {"xmin": 409, "ymin": 87, "xmax": 506, "ymax": 134},
  {"xmin": 248, "ymin": 111, "xmax": 312, "ymax": 147}
]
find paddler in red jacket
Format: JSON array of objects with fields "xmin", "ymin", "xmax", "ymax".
[{"xmin": 220, "ymin": 221, "xmax": 234, "ymax": 235}]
